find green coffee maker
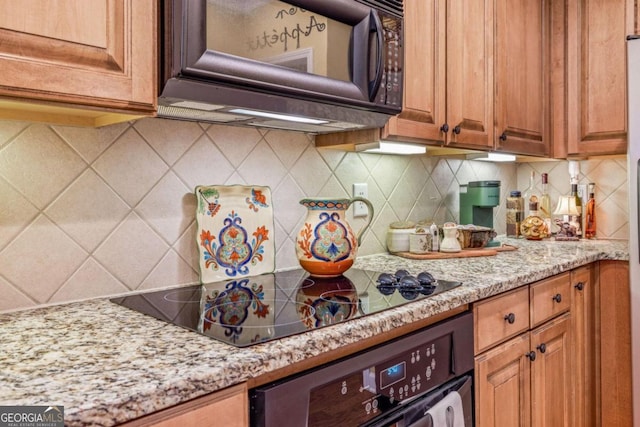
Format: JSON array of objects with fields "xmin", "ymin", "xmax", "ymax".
[{"xmin": 459, "ymin": 180, "xmax": 501, "ymax": 247}]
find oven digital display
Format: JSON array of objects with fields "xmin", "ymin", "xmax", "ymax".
[{"xmin": 380, "ymin": 361, "xmax": 406, "ymax": 389}]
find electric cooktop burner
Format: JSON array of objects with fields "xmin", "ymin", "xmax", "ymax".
[{"xmin": 111, "ymin": 269, "xmax": 461, "ymax": 347}]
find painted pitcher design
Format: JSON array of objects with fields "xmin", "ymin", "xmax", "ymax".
[{"xmin": 296, "ymin": 197, "xmax": 373, "ymax": 277}]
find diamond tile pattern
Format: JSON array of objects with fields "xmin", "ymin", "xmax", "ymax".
[{"xmin": 0, "ymin": 118, "xmax": 629, "ymax": 312}]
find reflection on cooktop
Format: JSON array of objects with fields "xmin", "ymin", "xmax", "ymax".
[{"xmin": 110, "ymin": 269, "xmax": 461, "ymax": 347}]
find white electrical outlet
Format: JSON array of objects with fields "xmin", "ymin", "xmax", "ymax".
[{"xmin": 353, "ymin": 183, "xmax": 368, "ymax": 217}]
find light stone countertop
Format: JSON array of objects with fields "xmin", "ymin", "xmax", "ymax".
[{"xmin": 0, "ymin": 238, "xmax": 628, "ymax": 426}]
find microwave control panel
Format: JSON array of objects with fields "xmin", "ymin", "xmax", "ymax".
[{"xmin": 377, "ymin": 12, "xmax": 403, "ymax": 108}]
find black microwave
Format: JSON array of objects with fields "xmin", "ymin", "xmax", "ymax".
[{"xmin": 158, "ymin": 0, "xmax": 403, "ymax": 133}]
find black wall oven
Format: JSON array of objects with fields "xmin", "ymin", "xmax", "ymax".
[
  {"xmin": 250, "ymin": 312, "xmax": 474, "ymax": 427},
  {"xmin": 159, "ymin": 0, "xmax": 404, "ymax": 133}
]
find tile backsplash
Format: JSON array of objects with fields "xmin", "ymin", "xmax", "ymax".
[{"xmin": 0, "ymin": 118, "xmax": 628, "ymax": 312}]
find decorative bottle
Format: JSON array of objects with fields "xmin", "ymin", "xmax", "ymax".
[
  {"xmin": 570, "ymin": 183, "xmax": 583, "ymax": 238},
  {"xmin": 585, "ymin": 183, "xmax": 596, "ymax": 239},
  {"xmin": 506, "ymin": 191, "xmax": 524, "ymax": 238},
  {"xmin": 523, "ymin": 171, "xmax": 537, "ymax": 217},
  {"xmin": 539, "ymin": 173, "xmax": 552, "ymax": 235}
]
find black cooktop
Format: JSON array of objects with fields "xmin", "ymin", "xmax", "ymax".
[{"xmin": 110, "ymin": 268, "xmax": 461, "ymax": 347}]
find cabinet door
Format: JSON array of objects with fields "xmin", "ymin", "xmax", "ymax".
[
  {"xmin": 563, "ymin": 0, "xmax": 630, "ymax": 156},
  {"xmin": 0, "ymin": 0, "xmax": 156, "ymax": 126},
  {"xmin": 599, "ymin": 261, "xmax": 632, "ymax": 427},
  {"xmin": 475, "ymin": 333, "xmax": 531, "ymax": 427},
  {"xmin": 530, "ymin": 313, "xmax": 572, "ymax": 427},
  {"xmin": 383, "ymin": 0, "xmax": 446, "ymax": 144},
  {"xmin": 120, "ymin": 383, "xmax": 248, "ymax": 427},
  {"xmin": 494, "ymin": 0, "xmax": 549, "ymax": 156},
  {"xmin": 444, "ymin": 0, "xmax": 494, "ymax": 150},
  {"xmin": 570, "ymin": 264, "xmax": 598, "ymax": 427}
]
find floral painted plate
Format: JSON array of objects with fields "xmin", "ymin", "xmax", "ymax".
[{"xmin": 195, "ymin": 184, "xmax": 275, "ymax": 283}]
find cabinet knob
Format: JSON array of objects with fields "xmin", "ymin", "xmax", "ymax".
[
  {"xmin": 575, "ymin": 282, "xmax": 584, "ymax": 291},
  {"xmin": 504, "ymin": 313, "xmax": 516, "ymax": 324},
  {"xmin": 440, "ymin": 123, "xmax": 449, "ymax": 133},
  {"xmin": 453, "ymin": 125, "xmax": 461, "ymax": 135},
  {"xmin": 552, "ymin": 293, "xmax": 562, "ymax": 303},
  {"xmin": 499, "ymin": 132, "xmax": 507, "ymax": 142},
  {"xmin": 537, "ymin": 343, "xmax": 547, "ymax": 353},
  {"xmin": 526, "ymin": 351, "xmax": 537, "ymax": 361}
]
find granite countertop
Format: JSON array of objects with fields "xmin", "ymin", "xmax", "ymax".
[{"xmin": 0, "ymin": 238, "xmax": 628, "ymax": 426}]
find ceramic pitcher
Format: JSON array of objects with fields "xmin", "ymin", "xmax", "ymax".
[
  {"xmin": 296, "ymin": 197, "xmax": 374, "ymax": 277},
  {"xmin": 440, "ymin": 222, "xmax": 462, "ymax": 253}
]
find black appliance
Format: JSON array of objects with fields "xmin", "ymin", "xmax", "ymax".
[
  {"xmin": 110, "ymin": 268, "xmax": 461, "ymax": 348},
  {"xmin": 158, "ymin": 0, "xmax": 403, "ymax": 133},
  {"xmin": 250, "ymin": 311, "xmax": 474, "ymax": 426}
]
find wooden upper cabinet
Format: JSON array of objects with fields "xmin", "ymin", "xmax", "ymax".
[
  {"xmin": 382, "ymin": 0, "xmax": 493, "ymax": 150},
  {"xmin": 564, "ymin": 0, "xmax": 631, "ymax": 156},
  {"xmin": 383, "ymin": 0, "xmax": 445, "ymax": 144},
  {"xmin": 444, "ymin": 0, "xmax": 494, "ymax": 150},
  {"xmin": 0, "ymin": 0, "xmax": 156, "ymax": 127},
  {"xmin": 494, "ymin": 0, "xmax": 550, "ymax": 157}
]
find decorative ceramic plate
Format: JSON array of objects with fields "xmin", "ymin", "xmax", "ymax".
[{"xmin": 195, "ymin": 185, "xmax": 275, "ymax": 283}]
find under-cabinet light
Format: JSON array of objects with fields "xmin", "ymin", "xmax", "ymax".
[
  {"xmin": 356, "ymin": 141, "xmax": 427, "ymax": 155},
  {"xmin": 228, "ymin": 108, "xmax": 329, "ymax": 124},
  {"xmin": 467, "ymin": 152, "xmax": 517, "ymax": 162}
]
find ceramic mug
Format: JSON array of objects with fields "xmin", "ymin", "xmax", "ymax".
[
  {"xmin": 409, "ymin": 232, "xmax": 432, "ymax": 254},
  {"xmin": 440, "ymin": 222, "xmax": 462, "ymax": 253}
]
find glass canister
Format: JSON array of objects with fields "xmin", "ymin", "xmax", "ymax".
[{"xmin": 506, "ymin": 190, "xmax": 524, "ymax": 238}]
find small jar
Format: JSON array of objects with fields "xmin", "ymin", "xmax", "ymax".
[
  {"xmin": 386, "ymin": 221, "xmax": 416, "ymax": 253},
  {"xmin": 506, "ymin": 191, "xmax": 524, "ymax": 238}
]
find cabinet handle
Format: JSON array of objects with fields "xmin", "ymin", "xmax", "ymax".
[
  {"xmin": 499, "ymin": 132, "xmax": 507, "ymax": 142},
  {"xmin": 504, "ymin": 313, "xmax": 516, "ymax": 324},
  {"xmin": 575, "ymin": 282, "xmax": 584, "ymax": 291},
  {"xmin": 440, "ymin": 123, "xmax": 449, "ymax": 133},
  {"xmin": 453, "ymin": 125, "xmax": 461, "ymax": 135},
  {"xmin": 537, "ymin": 343, "xmax": 547, "ymax": 353},
  {"xmin": 526, "ymin": 351, "xmax": 537, "ymax": 361},
  {"xmin": 552, "ymin": 293, "xmax": 562, "ymax": 303}
]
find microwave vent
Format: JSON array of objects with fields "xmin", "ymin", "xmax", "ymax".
[
  {"xmin": 357, "ymin": 0, "xmax": 403, "ymax": 17},
  {"xmin": 157, "ymin": 105, "xmax": 248, "ymax": 123}
]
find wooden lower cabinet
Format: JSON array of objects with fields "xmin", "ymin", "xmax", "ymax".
[
  {"xmin": 120, "ymin": 383, "xmax": 248, "ymax": 427},
  {"xmin": 475, "ymin": 313, "xmax": 572, "ymax": 427},
  {"xmin": 475, "ymin": 261, "xmax": 631, "ymax": 427},
  {"xmin": 599, "ymin": 261, "xmax": 632, "ymax": 427},
  {"xmin": 475, "ymin": 333, "xmax": 531, "ymax": 426},
  {"xmin": 530, "ymin": 313, "xmax": 572, "ymax": 427},
  {"xmin": 570, "ymin": 265, "xmax": 598, "ymax": 427}
]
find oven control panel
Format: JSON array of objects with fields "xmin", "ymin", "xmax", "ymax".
[
  {"xmin": 306, "ymin": 333, "xmax": 453, "ymax": 425},
  {"xmin": 250, "ymin": 312, "xmax": 473, "ymax": 427},
  {"xmin": 372, "ymin": 334, "xmax": 451, "ymax": 404}
]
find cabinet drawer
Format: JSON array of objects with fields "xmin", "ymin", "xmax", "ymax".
[
  {"xmin": 530, "ymin": 272, "xmax": 571, "ymax": 328},
  {"xmin": 474, "ymin": 286, "xmax": 530, "ymax": 354}
]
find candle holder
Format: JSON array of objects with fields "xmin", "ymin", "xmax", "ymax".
[{"xmin": 553, "ymin": 195, "xmax": 580, "ymax": 241}]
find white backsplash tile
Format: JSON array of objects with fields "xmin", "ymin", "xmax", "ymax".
[
  {"xmin": 92, "ymin": 212, "xmax": 169, "ymax": 290},
  {"xmin": 0, "ymin": 117, "xmax": 629, "ymax": 312},
  {"xmin": 45, "ymin": 169, "xmax": 130, "ymax": 252},
  {"xmin": 173, "ymin": 134, "xmax": 235, "ymax": 189},
  {"xmin": 0, "ymin": 215, "xmax": 87, "ymax": 302},
  {"xmin": 135, "ymin": 171, "xmax": 195, "ymax": 245},
  {"xmin": 134, "ymin": 118, "xmax": 203, "ymax": 165},
  {"xmin": 0, "ymin": 125, "xmax": 86, "ymax": 209},
  {"xmin": 93, "ymin": 128, "xmax": 169, "ymax": 206}
]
